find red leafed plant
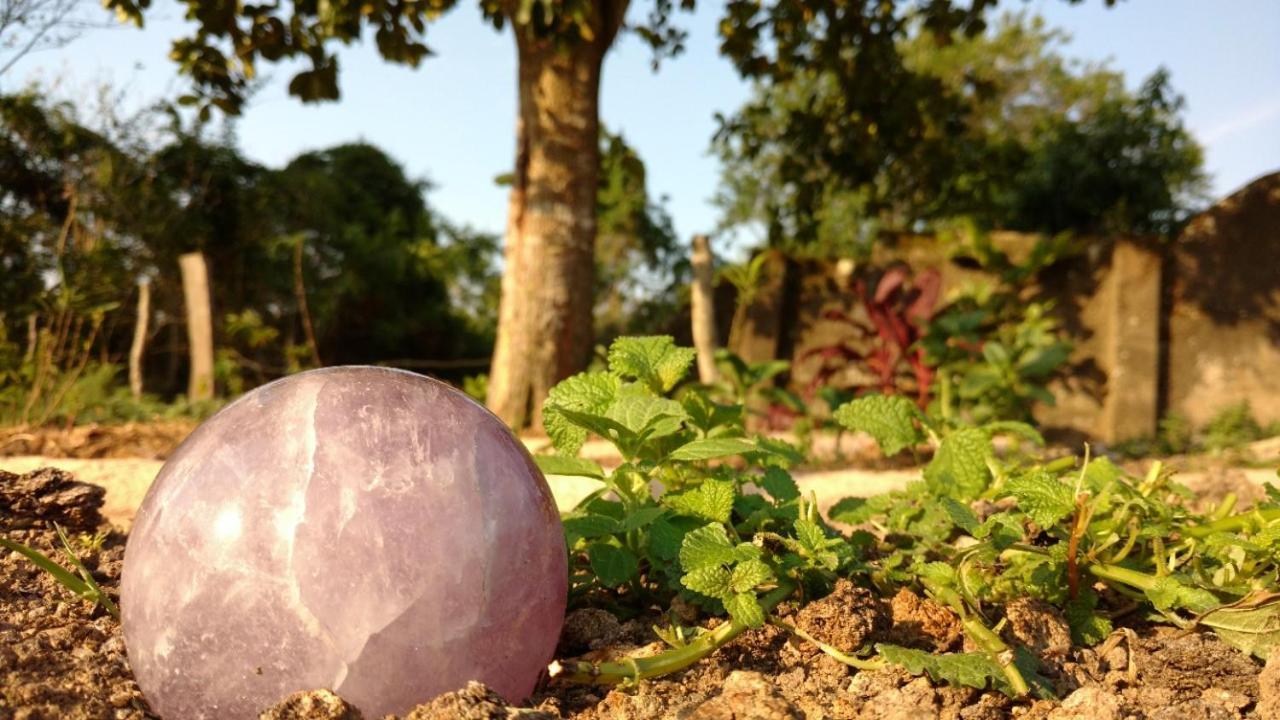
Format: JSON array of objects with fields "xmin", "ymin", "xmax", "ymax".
[{"xmin": 803, "ymin": 264, "xmax": 941, "ymax": 407}]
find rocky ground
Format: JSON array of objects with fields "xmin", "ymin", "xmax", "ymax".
[{"xmin": 3, "ymin": 465, "xmax": 1280, "ymax": 719}]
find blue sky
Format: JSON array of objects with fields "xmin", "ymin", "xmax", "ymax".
[{"xmin": 7, "ymin": 0, "xmax": 1279, "ymax": 242}]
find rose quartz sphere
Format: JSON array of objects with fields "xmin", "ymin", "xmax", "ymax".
[{"xmin": 121, "ymin": 367, "xmax": 566, "ymax": 719}]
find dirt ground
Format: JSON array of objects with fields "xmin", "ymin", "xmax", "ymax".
[
  {"xmin": 2, "ymin": 424, "xmax": 1279, "ymax": 718},
  {"xmin": 4, "ymin": 465, "xmax": 1279, "ymax": 720}
]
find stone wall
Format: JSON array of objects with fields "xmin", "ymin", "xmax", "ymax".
[{"xmin": 724, "ymin": 172, "xmax": 1280, "ymax": 443}]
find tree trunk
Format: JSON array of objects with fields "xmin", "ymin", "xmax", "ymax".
[
  {"xmin": 293, "ymin": 235, "xmax": 322, "ymax": 367},
  {"xmin": 487, "ymin": 6, "xmax": 628, "ymax": 429},
  {"xmin": 690, "ymin": 234, "xmax": 720, "ymax": 384},
  {"xmin": 128, "ymin": 277, "xmax": 151, "ymax": 399},
  {"xmin": 179, "ymin": 252, "xmax": 215, "ymax": 402}
]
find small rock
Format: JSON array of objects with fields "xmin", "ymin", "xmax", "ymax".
[
  {"xmin": 259, "ymin": 689, "xmax": 364, "ymax": 720},
  {"xmin": 684, "ymin": 671, "xmax": 803, "ymax": 720},
  {"xmin": 0, "ymin": 467, "xmax": 105, "ymax": 530},
  {"xmin": 792, "ymin": 579, "xmax": 888, "ymax": 654},
  {"xmin": 1046, "ymin": 686, "xmax": 1122, "ymax": 720},
  {"xmin": 886, "ymin": 589, "xmax": 962, "ymax": 652},
  {"xmin": 403, "ymin": 682, "xmax": 557, "ymax": 719},
  {"xmin": 1003, "ymin": 597, "xmax": 1072, "ymax": 668},
  {"xmin": 558, "ymin": 608, "xmax": 624, "ymax": 655},
  {"xmin": 1199, "ymin": 687, "xmax": 1250, "ymax": 712},
  {"xmin": 1257, "ymin": 647, "xmax": 1280, "ymax": 719}
]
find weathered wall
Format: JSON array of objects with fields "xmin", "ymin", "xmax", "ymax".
[
  {"xmin": 724, "ymin": 171, "xmax": 1280, "ymax": 443},
  {"xmin": 1166, "ymin": 172, "xmax": 1280, "ymax": 427}
]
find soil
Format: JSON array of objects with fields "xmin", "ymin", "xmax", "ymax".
[
  {"xmin": 0, "ymin": 422, "xmax": 197, "ymax": 461},
  {"xmin": 2, "ymin": 465, "xmax": 1274, "ymax": 720}
]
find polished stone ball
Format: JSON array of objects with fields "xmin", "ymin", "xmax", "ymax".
[{"xmin": 121, "ymin": 367, "xmax": 567, "ymax": 718}]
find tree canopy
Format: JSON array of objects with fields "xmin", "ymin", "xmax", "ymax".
[{"xmin": 715, "ymin": 11, "xmax": 1204, "ymax": 253}]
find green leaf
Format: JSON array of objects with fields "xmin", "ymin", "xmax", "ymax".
[
  {"xmin": 543, "ymin": 371, "xmax": 620, "ymax": 455},
  {"xmin": 620, "ymin": 506, "xmax": 667, "ymax": 532},
  {"xmin": 562, "ymin": 515, "xmax": 622, "ymax": 546},
  {"xmin": 1065, "ymin": 591, "xmax": 1113, "ymax": 646},
  {"xmin": 0, "ymin": 536, "xmax": 93, "ymax": 600},
  {"xmin": 587, "ymin": 543, "xmax": 639, "ymax": 587},
  {"xmin": 731, "ymin": 559, "xmax": 775, "ymax": 593},
  {"xmin": 761, "ymin": 467, "xmax": 800, "ymax": 503},
  {"xmin": 682, "ymin": 565, "xmax": 732, "ymax": 598},
  {"xmin": 607, "ymin": 336, "xmax": 696, "ymax": 393},
  {"xmin": 940, "ymin": 497, "xmax": 980, "ymax": 534},
  {"xmin": 554, "ymin": 408, "xmax": 635, "ymax": 447},
  {"xmin": 667, "ymin": 480, "xmax": 736, "ymax": 524},
  {"xmin": 924, "ymin": 428, "xmax": 992, "ymax": 500},
  {"xmin": 1005, "ymin": 471, "xmax": 1075, "ymax": 528},
  {"xmin": 648, "ymin": 518, "xmax": 685, "ymax": 561},
  {"xmin": 794, "ymin": 518, "xmax": 828, "ymax": 553},
  {"xmin": 1198, "ymin": 592, "xmax": 1280, "ymax": 659},
  {"xmin": 607, "ymin": 392, "xmax": 687, "ymax": 438},
  {"xmin": 982, "ymin": 421, "xmax": 1045, "ymax": 446},
  {"xmin": 679, "ymin": 523, "xmax": 738, "ymax": 571},
  {"xmin": 668, "ymin": 437, "xmax": 756, "ymax": 461},
  {"xmin": 832, "ymin": 395, "xmax": 924, "ymax": 456},
  {"xmin": 1145, "ymin": 577, "xmax": 1219, "ymax": 614},
  {"xmin": 876, "ymin": 644, "xmax": 1008, "ymax": 694},
  {"xmin": 724, "ymin": 591, "xmax": 766, "ymax": 628},
  {"xmin": 534, "ymin": 455, "xmax": 605, "ymax": 479}
]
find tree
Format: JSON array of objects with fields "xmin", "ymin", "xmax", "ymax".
[
  {"xmin": 0, "ymin": 0, "xmax": 96, "ymax": 75},
  {"xmin": 716, "ymin": 11, "xmax": 1202, "ymax": 249},
  {"xmin": 594, "ymin": 128, "xmax": 681, "ymax": 341},
  {"xmin": 102, "ymin": 0, "xmax": 1106, "ymax": 426}
]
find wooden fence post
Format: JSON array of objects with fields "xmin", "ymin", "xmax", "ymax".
[{"xmin": 180, "ymin": 252, "xmax": 215, "ymax": 402}]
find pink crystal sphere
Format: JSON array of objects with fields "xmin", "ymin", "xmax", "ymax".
[{"xmin": 121, "ymin": 367, "xmax": 567, "ymax": 719}]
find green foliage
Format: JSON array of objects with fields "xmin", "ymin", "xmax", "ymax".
[
  {"xmin": 1203, "ymin": 402, "xmax": 1269, "ymax": 454},
  {"xmin": 543, "ymin": 335, "xmax": 851, "ymax": 629},
  {"xmin": 715, "ymin": 10, "xmax": 1203, "ymax": 249},
  {"xmin": 923, "ymin": 229, "xmax": 1075, "ymax": 424}
]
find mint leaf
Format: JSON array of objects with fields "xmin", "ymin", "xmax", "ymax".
[
  {"xmin": 682, "ymin": 565, "xmax": 733, "ymax": 598},
  {"xmin": 924, "ymin": 428, "xmax": 992, "ymax": 500},
  {"xmin": 619, "ymin": 506, "xmax": 666, "ymax": 532},
  {"xmin": 731, "ymin": 559, "xmax": 775, "ymax": 593},
  {"xmin": 877, "ymin": 644, "xmax": 1008, "ymax": 694},
  {"xmin": 724, "ymin": 591, "xmax": 766, "ymax": 628},
  {"xmin": 679, "ymin": 523, "xmax": 737, "ymax": 571},
  {"xmin": 667, "ymin": 479, "xmax": 736, "ymax": 524},
  {"xmin": 607, "ymin": 392, "xmax": 687, "ymax": 438},
  {"xmin": 761, "ymin": 467, "xmax": 800, "ymax": 503},
  {"xmin": 982, "ymin": 420, "xmax": 1045, "ymax": 446},
  {"xmin": 1005, "ymin": 470, "xmax": 1075, "ymax": 528},
  {"xmin": 832, "ymin": 395, "xmax": 923, "ymax": 456},
  {"xmin": 669, "ymin": 437, "xmax": 756, "ymax": 462},
  {"xmin": 562, "ymin": 515, "xmax": 622, "ymax": 544},
  {"xmin": 648, "ymin": 518, "xmax": 684, "ymax": 561},
  {"xmin": 1065, "ymin": 591, "xmax": 1113, "ymax": 646},
  {"xmin": 1145, "ymin": 577, "xmax": 1219, "ymax": 614},
  {"xmin": 543, "ymin": 371, "xmax": 621, "ymax": 455},
  {"xmin": 607, "ymin": 336, "xmax": 695, "ymax": 394},
  {"xmin": 588, "ymin": 543, "xmax": 638, "ymax": 587},
  {"xmin": 941, "ymin": 497, "xmax": 980, "ymax": 534},
  {"xmin": 534, "ymin": 455, "xmax": 605, "ymax": 479}
]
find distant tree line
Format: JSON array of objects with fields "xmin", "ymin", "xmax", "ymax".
[{"xmin": 0, "ymin": 89, "xmax": 678, "ymax": 410}]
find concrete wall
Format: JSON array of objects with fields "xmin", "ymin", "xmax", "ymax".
[{"xmin": 725, "ymin": 172, "xmax": 1280, "ymax": 444}]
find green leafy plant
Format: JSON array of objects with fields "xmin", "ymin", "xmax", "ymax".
[
  {"xmin": 830, "ymin": 394, "xmax": 1280, "ymax": 685},
  {"xmin": 923, "ymin": 229, "xmax": 1075, "ymax": 423},
  {"xmin": 550, "ymin": 336, "xmax": 1280, "ymax": 699},
  {"xmin": 538, "ymin": 336, "xmax": 856, "ymax": 681}
]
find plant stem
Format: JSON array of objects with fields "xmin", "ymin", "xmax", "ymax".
[
  {"xmin": 1185, "ymin": 507, "xmax": 1280, "ymax": 538},
  {"xmin": 961, "ymin": 616, "xmax": 1029, "ymax": 697},
  {"xmin": 556, "ymin": 583, "xmax": 794, "ymax": 684},
  {"xmin": 770, "ymin": 617, "xmax": 885, "ymax": 670}
]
